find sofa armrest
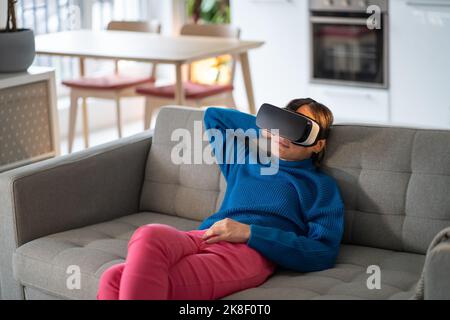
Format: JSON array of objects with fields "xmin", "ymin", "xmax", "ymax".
[
  {"xmin": 0, "ymin": 131, "xmax": 152, "ymax": 299},
  {"xmin": 424, "ymin": 228, "xmax": 450, "ymax": 300}
]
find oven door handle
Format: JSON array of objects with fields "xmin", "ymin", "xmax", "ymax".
[
  {"xmin": 310, "ymin": 16, "xmax": 369, "ymax": 26},
  {"xmin": 406, "ymin": 1, "xmax": 450, "ymax": 8}
]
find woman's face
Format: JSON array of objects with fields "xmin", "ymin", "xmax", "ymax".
[{"xmin": 267, "ymin": 105, "xmax": 326, "ymax": 162}]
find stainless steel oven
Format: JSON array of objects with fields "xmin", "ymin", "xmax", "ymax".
[{"xmin": 310, "ymin": 0, "xmax": 388, "ymax": 88}]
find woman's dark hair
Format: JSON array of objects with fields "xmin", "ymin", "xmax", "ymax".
[{"xmin": 285, "ymin": 98, "xmax": 334, "ymax": 168}]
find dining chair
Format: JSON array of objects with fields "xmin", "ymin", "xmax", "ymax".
[
  {"xmin": 136, "ymin": 23, "xmax": 241, "ymax": 130},
  {"xmin": 63, "ymin": 20, "xmax": 161, "ymax": 153}
]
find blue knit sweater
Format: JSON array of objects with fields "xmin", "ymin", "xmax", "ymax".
[{"xmin": 197, "ymin": 108, "xmax": 345, "ymax": 273}]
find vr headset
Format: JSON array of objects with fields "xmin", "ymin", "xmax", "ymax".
[{"xmin": 256, "ymin": 103, "xmax": 329, "ymax": 147}]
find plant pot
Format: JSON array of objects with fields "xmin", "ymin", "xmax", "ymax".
[{"xmin": 0, "ymin": 29, "xmax": 36, "ymax": 73}]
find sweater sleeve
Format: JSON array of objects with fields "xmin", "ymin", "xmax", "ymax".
[
  {"xmin": 203, "ymin": 107, "xmax": 259, "ymax": 179},
  {"xmin": 247, "ymin": 195, "xmax": 345, "ymax": 273}
]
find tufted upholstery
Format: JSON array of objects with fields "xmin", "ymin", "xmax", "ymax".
[
  {"xmin": 140, "ymin": 106, "xmax": 228, "ymax": 221},
  {"xmin": 14, "ymin": 212, "xmax": 424, "ymax": 300},
  {"xmin": 225, "ymin": 245, "xmax": 424, "ymax": 300},
  {"xmin": 13, "ymin": 212, "xmax": 200, "ymax": 300},
  {"xmin": 323, "ymin": 127, "xmax": 450, "ymax": 254},
  {"xmin": 9, "ymin": 106, "xmax": 450, "ymax": 300}
]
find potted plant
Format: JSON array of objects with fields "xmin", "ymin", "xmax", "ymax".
[
  {"xmin": 0, "ymin": 0, "xmax": 36, "ymax": 73},
  {"xmin": 187, "ymin": 0, "xmax": 231, "ymax": 24}
]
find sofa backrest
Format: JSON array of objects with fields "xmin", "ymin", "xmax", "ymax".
[
  {"xmin": 140, "ymin": 106, "xmax": 450, "ymax": 255},
  {"xmin": 140, "ymin": 106, "xmax": 227, "ymax": 222},
  {"xmin": 322, "ymin": 125, "xmax": 450, "ymax": 254}
]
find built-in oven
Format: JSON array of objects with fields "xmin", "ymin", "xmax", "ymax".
[{"xmin": 310, "ymin": 0, "xmax": 388, "ymax": 88}]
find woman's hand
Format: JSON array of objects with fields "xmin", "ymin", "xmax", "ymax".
[{"xmin": 202, "ymin": 218, "xmax": 251, "ymax": 244}]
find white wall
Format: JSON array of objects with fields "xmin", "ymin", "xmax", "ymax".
[
  {"xmin": 390, "ymin": 0, "xmax": 450, "ymax": 129},
  {"xmin": 146, "ymin": 0, "xmax": 185, "ymax": 36},
  {"xmin": 0, "ymin": 0, "xmax": 7, "ymax": 30},
  {"xmin": 147, "ymin": 0, "xmax": 186, "ymax": 83},
  {"xmin": 231, "ymin": 0, "xmax": 310, "ymax": 112}
]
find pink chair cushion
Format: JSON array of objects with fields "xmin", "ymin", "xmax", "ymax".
[
  {"xmin": 136, "ymin": 81, "xmax": 234, "ymax": 100},
  {"xmin": 62, "ymin": 75, "xmax": 155, "ymax": 90}
]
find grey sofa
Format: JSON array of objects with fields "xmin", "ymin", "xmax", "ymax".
[{"xmin": 1, "ymin": 106, "xmax": 449, "ymax": 300}]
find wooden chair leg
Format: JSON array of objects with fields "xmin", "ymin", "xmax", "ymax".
[
  {"xmin": 226, "ymin": 92, "xmax": 237, "ymax": 109},
  {"xmin": 68, "ymin": 93, "xmax": 79, "ymax": 154},
  {"xmin": 194, "ymin": 99, "xmax": 203, "ymax": 109},
  {"xmin": 144, "ymin": 98, "xmax": 153, "ymax": 130},
  {"xmin": 198, "ymin": 93, "xmax": 236, "ymax": 109},
  {"xmin": 115, "ymin": 97, "xmax": 123, "ymax": 138},
  {"xmin": 81, "ymin": 98, "xmax": 89, "ymax": 149}
]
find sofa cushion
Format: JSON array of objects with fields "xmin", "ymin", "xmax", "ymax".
[
  {"xmin": 13, "ymin": 212, "xmax": 201, "ymax": 300},
  {"xmin": 225, "ymin": 245, "xmax": 424, "ymax": 300},
  {"xmin": 14, "ymin": 213, "xmax": 424, "ymax": 300}
]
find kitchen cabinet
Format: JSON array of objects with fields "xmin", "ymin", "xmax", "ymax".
[
  {"xmin": 390, "ymin": 0, "xmax": 450, "ymax": 129},
  {"xmin": 308, "ymin": 83, "xmax": 390, "ymax": 124},
  {"xmin": 231, "ymin": 0, "xmax": 310, "ymax": 109}
]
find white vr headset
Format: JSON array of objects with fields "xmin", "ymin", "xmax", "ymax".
[{"xmin": 256, "ymin": 103, "xmax": 329, "ymax": 147}]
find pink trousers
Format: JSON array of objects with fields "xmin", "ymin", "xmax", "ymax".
[{"xmin": 97, "ymin": 224, "xmax": 276, "ymax": 300}]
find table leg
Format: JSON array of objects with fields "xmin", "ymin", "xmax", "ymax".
[
  {"xmin": 239, "ymin": 52, "xmax": 257, "ymax": 115},
  {"xmin": 175, "ymin": 63, "xmax": 185, "ymax": 105},
  {"xmin": 79, "ymin": 57, "xmax": 89, "ymax": 148}
]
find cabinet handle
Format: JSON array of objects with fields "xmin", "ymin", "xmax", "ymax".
[
  {"xmin": 310, "ymin": 16, "xmax": 369, "ymax": 26},
  {"xmin": 406, "ymin": 1, "xmax": 450, "ymax": 8}
]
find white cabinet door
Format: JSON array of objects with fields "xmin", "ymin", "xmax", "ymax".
[
  {"xmin": 390, "ymin": 0, "xmax": 450, "ymax": 129},
  {"xmin": 308, "ymin": 84, "xmax": 390, "ymax": 124},
  {"xmin": 231, "ymin": 0, "xmax": 309, "ymax": 110}
]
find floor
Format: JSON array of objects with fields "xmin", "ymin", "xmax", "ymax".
[{"xmin": 60, "ymin": 120, "xmax": 146, "ymax": 156}]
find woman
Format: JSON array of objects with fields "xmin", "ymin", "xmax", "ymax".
[{"xmin": 97, "ymin": 98, "xmax": 344, "ymax": 300}]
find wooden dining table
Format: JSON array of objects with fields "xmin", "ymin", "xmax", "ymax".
[{"xmin": 35, "ymin": 30, "xmax": 264, "ymax": 114}]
